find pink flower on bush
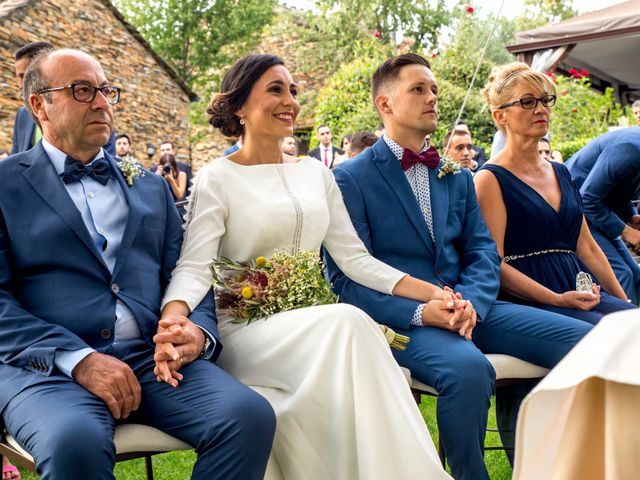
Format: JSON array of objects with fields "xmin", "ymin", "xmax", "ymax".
[
  {"xmin": 571, "ymin": 107, "xmax": 578, "ymax": 113},
  {"xmin": 561, "ymin": 90, "xmax": 568, "ymax": 96},
  {"xmin": 430, "ymin": 52, "xmax": 437, "ymax": 59},
  {"xmin": 372, "ymin": 30, "xmax": 381, "ymax": 38},
  {"xmin": 569, "ymin": 68, "xmax": 584, "ymax": 79},
  {"xmin": 544, "ymin": 71, "xmax": 555, "ymax": 78},
  {"xmin": 466, "ymin": 6, "xmax": 474, "ymax": 13},
  {"xmin": 581, "ymin": 69, "xmax": 589, "ymax": 77}
]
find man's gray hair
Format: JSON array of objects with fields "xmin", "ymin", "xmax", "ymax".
[
  {"xmin": 632, "ymin": 99, "xmax": 640, "ymax": 109},
  {"xmin": 22, "ymin": 48, "xmax": 57, "ymax": 127}
]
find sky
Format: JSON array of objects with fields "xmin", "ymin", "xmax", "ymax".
[{"xmin": 279, "ymin": 0, "xmax": 626, "ymax": 19}]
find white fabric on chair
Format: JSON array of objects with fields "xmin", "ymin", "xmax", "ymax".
[
  {"xmin": 6, "ymin": 424, "xmax": 190, "ymax": 461},
  {"xmin": 408, "ymin": 354, "xmax": 549, "ymax": 395},
  {"xmin": 513, "ymin": 309, "xmax": 640, "ymax": 480}
]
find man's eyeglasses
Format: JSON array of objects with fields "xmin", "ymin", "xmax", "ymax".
[
  {"xmin": 498, "ymin": 94, "xmax": 556, "ymax": 110},
  {"xmin": 36, "ymin": 83, "xmax": 121, "ymax": 105}
]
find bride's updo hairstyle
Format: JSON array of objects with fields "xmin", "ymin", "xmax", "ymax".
[
  {"xmin": 206, "ymin": 54, "xmax": 285, "ymax": 138},
  {"xmin": 482, "ymin": 62, "xmax": 556, "ymax": 132}
]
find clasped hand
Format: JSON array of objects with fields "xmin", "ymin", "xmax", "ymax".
[
  {"xmin": 424, "ymin": 286, "xmax": 476, "ymax": 339},
  {"xmin": 153, "ymin": 315, "xmax": 205, "ymax": 387},
  {"xmin": 559, "ymin": 284, "xmax": 601, "ymax": 311}
]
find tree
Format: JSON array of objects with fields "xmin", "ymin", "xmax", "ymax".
[
  {"xmin": 112, "ymin": 0, "xmax": 276, "ymax": 90},
  {"xmin": 313, "ymin": 0, "xmax": 450, "ymax": 51},
  {"xmin": 516, "ymin": 0, "xmax": 577, "ymax": 31}
]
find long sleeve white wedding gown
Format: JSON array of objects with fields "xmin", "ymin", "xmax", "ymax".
[{"xmin": 163, "ymin": 157, "xmax": 451, "ymax": 480}]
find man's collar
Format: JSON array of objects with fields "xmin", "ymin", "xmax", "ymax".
[
  {"xmin": 382, "ymin": 134, "xmax": 428, "ymax": 163},
  {"xmin": 42, "ymin": 138, "xmax": 105, "ymax": 175}
]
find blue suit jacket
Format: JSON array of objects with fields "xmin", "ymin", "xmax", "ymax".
[
  {"xmin": 0, "ymin": 145, "xmax": 219, "ymax": 412},
  {"xmin": 325, "ymin": 139, "xmax": 501, "ymax": 330},
  {"xmin": 11, "ymin": 107, "xmax": 117, "ymax": 155},
  {"xmin": 10, "ymin": 107, "xmax": 35, "ymax": 155},
  {"xmin": 565, "ymin": 127, "xmax": 640, "ymax": 240}
]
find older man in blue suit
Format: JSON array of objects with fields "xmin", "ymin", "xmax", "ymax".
[
  {"xmin": 565, "ymin": 127, "xmax": 640, "ymax": 305},
  {"xmin": 326, "ymin": 53, "xmax": 592, "ymax": 480},
  {"xmin": 0, "ymin": 48, "xmax": 274, "ymax": 480},
  {"xmin": 11, "ymin": 41, "xmax": 116, "ymax": 156}
]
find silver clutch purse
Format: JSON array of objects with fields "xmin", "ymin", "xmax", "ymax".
[{"xmin": 576, "ymin": 271, "xmax": 593, "ymax": 292}]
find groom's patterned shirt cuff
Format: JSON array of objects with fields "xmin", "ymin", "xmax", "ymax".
[{"xmin": 410, "ymin": 304, "xmax": 425, "ymax": 327}]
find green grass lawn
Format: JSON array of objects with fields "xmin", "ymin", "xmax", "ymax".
[{"xmin": 16, "ymin": 395, "xmax": 512, "ymax": 479}]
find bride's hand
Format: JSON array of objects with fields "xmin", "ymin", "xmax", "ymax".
[{"xmin": 153, "ymin": 316, "xmax": 205, "ymax": 386}]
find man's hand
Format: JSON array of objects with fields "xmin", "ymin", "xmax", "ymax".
[
  {"xmin": 422, "ymin": 294, "xmax": 476, "ymax": 340},
  {"xmin": 72, "ymin": 352, "xmax": 141, "ymax": 419},
  {"xmin": 153, "ymin": 315, "xmax": 205, "ymax": 387},
  {"xmin": 621, "ymin": 225, "xmax": 640, "ymax": 247}
]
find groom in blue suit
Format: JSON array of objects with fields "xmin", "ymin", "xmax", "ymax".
[
  {"xmin": 0, "ymin": 49, "xmax": 274, "ymax": 479},
  {"xmin": 326, "ymin": 54, "xmax": 592, "ymax": 480}
]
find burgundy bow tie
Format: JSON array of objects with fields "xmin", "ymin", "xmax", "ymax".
[{"xmin": 400, "ymin": 146, "xmax": 440, "ymax": 171}]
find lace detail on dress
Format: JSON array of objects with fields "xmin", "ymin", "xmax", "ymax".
[{"xmin": 277, "ymin": 163, "xmax": 303, "ymax": 253}]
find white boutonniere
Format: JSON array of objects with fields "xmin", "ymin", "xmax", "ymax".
[
  {"xmin": 117, "ymin": 156, "xmax": 145, "ymax": 187},
  {"xmin": 437, "ymin": 156, "xmax": 462, "ymax": 179}
]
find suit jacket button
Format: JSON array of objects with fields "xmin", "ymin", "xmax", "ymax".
[
  {"xmin": 100, "ymin": 329, "xmax": 112, "ymax": 340},
  {"xmin": 435, "ymin": 269, "xmax": 442, "ymax": 277},
  {"xmin": 111, "ymin": 283, "xmax": 120, "ymax": 294}
]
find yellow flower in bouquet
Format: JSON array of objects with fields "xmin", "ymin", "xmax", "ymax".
[{"xmin": 210, "ymin": 250, "xmax": 410, "ymax": 350}]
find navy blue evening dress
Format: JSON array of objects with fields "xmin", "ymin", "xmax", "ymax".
[{"xmin": 481, "ymin": 162, "xmax": 635, "ymax": 324}]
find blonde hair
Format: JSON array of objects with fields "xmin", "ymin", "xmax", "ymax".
[{"xmin": 482, "ymin": 62, "xmax": 556, "ymax": 132}]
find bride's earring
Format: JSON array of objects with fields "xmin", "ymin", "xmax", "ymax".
[{"xmin": 239, "ymin": 118, "xmax": 245, "ymax": 125}]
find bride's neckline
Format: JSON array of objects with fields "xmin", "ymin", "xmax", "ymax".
[{"xmin": 221, "ymin": 156, "xmax": 307, "ymax": 167}]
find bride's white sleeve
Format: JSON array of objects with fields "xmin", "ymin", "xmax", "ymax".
[
  {"xmin": 161, "ymin": 164, "xmax": 227, "ymax": 311},
  {"xmin": 321, "ymin": 168, "xmax": 406, "ymax": 295}
]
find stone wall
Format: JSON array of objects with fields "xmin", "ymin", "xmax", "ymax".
[{"xmin": 0, "ymin": 0, "xmax": 191, "ymax": 168}]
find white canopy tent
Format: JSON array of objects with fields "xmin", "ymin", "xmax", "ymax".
[{"xmin": 507, "ymin": 0, "xmax": 640, "ymax": 105}]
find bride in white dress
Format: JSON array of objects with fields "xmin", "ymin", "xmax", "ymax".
[{"xmin": 160, "ymin": 54, "xmax": 452, "ymax": 480}]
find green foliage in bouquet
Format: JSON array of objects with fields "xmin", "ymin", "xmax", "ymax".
[{"xmin": 211, "ymin": 250, "xmax": 337, "ymax": 324}]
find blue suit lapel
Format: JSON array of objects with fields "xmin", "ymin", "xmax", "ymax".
[
  {"xmin": 428, "ymin": 167, "xmax": 449, "ymax": 265},
  {"xmin": 109, "ymin": 155, "xmax": 144, "ymax": 280},
  {"xmin": 371, "ymin": 141, "xmax": 435, "ymax": 255},
  {"xmin": 21, "ymin": 144, "xmax": 110, "ymax": 276}
]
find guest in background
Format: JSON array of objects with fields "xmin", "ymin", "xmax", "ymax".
[
  {"xmin": 632, "ymin": 100, "xmax": 640, "ymax": 126},
  {"xmin": 159, "ymin": 140, "xmax": 192, "ymax": 190},
  {"xmin": 348, "ymin": 131, "xmax": 377, "ymax": 157},
  {"xmin": 281, "ymin": 135, "xmax": 298, "ymax": 156},
  {"xmin": 340, "ymin": 134, "xmax": 352, "ymax": 157},
  {"xmin": 374, "ymin": 125, "xmax": 385, "ymax": 138},
  {"xmin": 308, "ymin": 125, "xmax": 343, "ymax": 168},
  {"xmin": 538, "ymin": 137, "xmax": 552, "ymax": 162},
  {"xmin": 155, "ymin": 153, "xmax": 187, "ymax": 201},
  {"xmin": 443, "ymin": 128, "xmax": 477, "ymax": 171},
  {"xmin": 11, "ymin": 41, "xmax": 53, "ymax": 155},
  {"xmin": 565, "ymin": 128, "xmax": 640, "ymax": 304},
  {"xmin": 115, "ymin": 133, "xmax": 133, "ymax": 160},
  {"xmin": 475, "ymin": 62, "xmax": 634, "ymax": 324},
  {"xmin": 455, "ymin": 120, "xmax": 487, "ymax": 168}
]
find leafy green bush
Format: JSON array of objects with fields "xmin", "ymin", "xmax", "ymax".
[
  {"xmin": 312, "ymin": 42, "xmax": 394, "ymax": 147},
  {"xmin": 550, "ymin": 73, "xmax": 623, "ymax": 146}
]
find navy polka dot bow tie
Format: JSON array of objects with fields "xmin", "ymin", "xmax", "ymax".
[
  {"xmin": 400, "ymin": 146, "xmax": 440, "ymax": 171},
  {"xmin": 62, "ymin": 156, "xmax": 111, "ymax": 185}
]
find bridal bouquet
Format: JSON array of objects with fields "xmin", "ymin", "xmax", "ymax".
[{"xmin": 211, "ymin": 250, "xmax": 410, "ymax": 350}]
